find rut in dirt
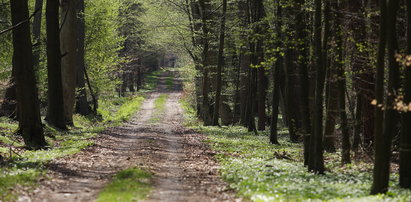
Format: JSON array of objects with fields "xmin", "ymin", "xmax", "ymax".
[{"xmin": 18, "ymin": 71, "xmax": 239, "ymax": 202}]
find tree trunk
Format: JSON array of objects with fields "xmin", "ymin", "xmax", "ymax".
[
  {"xmin": 371, "ymin": 0, "xmax": 397, "ymax": 195},
  {"xmin": 10, "ymin": 0, "xmax": 46, "ymax": 149},
  {"xmin": 60, "ymin": 0, "xmax": 78, "ymax": 125},
  {"xmin": 323, "ymin": 72, "xmax": 338, "ymax": 152},
  {"xmin": 270, "ymin": 2, "xmax": 283, "ymax": 145},
  {"xmin": 334, "ymin": 0, "xmax": 350, "ymax": 164},
  {"xmin": 45, "ymin": 0, "xmax": 67, "ymax": 129},
  {"xmin": 308, "ymin": 0, "xmax": 325, "ymax": 174},
  {"xmin": 32, "ymin": 0, "xmax": 43, "ymax": 72},
  {"xmin": 199, "ymin": 0, "xmax": 213, "ymax": 126},
  {"xmin": 212, "ymin": 0, "xmax": 227, "ymax": 126},
  {"xmin": 399, "ymin": 0, "xmax": 411, "ymax": 189},
  {"xmin": 256, "ymin": 0, "xmax": 267, "ymax": 131},
  {"xmin": 75, "ymin": 0, "xmax": 90, "ymax": 116},
  {"xmin": 353, "ymin": 94, "xmax": 362, "ymax": 151},
  {"xmin": 294, "ymin": 0, "xmax": 312, "ymax": 165},
  {"xmin": 370, "ymin": 0, "xmax": 388, "ymax": 192},
  {"xmin": 322, "ymin": 0, "xmax": 337, "ymax": 153}
]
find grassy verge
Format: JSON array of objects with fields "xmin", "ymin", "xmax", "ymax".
[
  {"xmin": 150, "ymin": 94, "xmax": 168, "ymax": 123},
  {"xmin": 0, "ymin": 95, "xmax": 145, "ymax": 201},
  {"xmin": 179, "ymin": 99, "xmax": 411, "ymax": 202},
  {"xmin": 98, "ymin": 95, "xmax": 145, "ymax": 124},
  {"xmin": 96, "ymin": 168, "xmax": 152, "ymax": 202}
]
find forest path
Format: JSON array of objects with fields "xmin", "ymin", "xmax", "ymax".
[{"xmin": 18, "ymin": 70, "xmax": 239, "ymax": 202}]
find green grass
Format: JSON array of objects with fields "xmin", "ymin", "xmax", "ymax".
[
  {"xmin": 0, "ymin": 95, "xmax": 145, "ymax": 201},
  {"xmin": 98, "ymin": 95, "xmax": 145, "ymax": 124},
  {"xmin": 166, "ymin": 76, "xmax": 174, "ymax": 90},
  {"xmin": 180, "ymin": 99, "xmax": 411, "ymax": 202},
  {"xmin": 0, "ymin": 169, "xmax": 41, "ymax": 201},
  {"xmin": 150, "ymin": 94, "xmax": 168, "ymax": 123},
  {"xmin": 97, "ymin": 168, "xmax": 152, "ymax": 202},
  {"xmin": 142, "ymin": 70, "xmax": 162, "ymax": 92}
]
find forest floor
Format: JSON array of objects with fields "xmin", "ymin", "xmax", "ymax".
[{"xmin": 16, "ymin": 70, "xmax": 239, "ymax": 202}]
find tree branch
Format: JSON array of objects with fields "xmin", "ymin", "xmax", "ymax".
[{"xmin": 0, "ymin": 7, "xmax": 40, "ymax": 35}]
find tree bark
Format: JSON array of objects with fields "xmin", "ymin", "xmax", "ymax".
[
  {"xmin": 60, "ymin": 0, "xmax": 78, "ymax": 125},
  {"xmin": 308, "ymin": 0, "xmax": 325, "ymax": 174},
  {"xmin": 270, "ymin": 2, "xmax": 283, "ymax": 145},
  {"xmin": 371, "ymin": 0, "xmax": 398, "ymax": 195},
  {"xmin": 32, "ymin": 0, "xmax": 43, "ymax": 72},
  {"xmin": 294, "ymin": 0, "xmax": 312, "ymax": 165},
  {"xmin": 45, "ymin": 0, "xmax": 67, "ymax": 129},
  {"xmin": 212, "ymin": 0, "xmax": 227, "ymax": 126},
  {"xmin": 199, "ymin": 0, "xmax": 213, "ymax": 126},
  {"xmin": 75, "ymin": 0, "xmax": 90, "ymax": 116},
  {"xmin": 10, "ymin": 0, "xmax": 46, "ymax": 149},
  {"xmin": 399, "ymin": 0, "xmax": 411, "ymax": 189},
  {"xmin": 334, "ymin": 0, "xmax": 350, "ymax": 164}
]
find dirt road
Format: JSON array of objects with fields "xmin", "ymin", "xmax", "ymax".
[{"xmin": 18, "ymin": 71, "xmax": 239, "ymax": 202}]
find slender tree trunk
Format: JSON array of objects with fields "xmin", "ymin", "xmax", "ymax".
[
  {"xmin": 45, "ymin": 0, "xmax": 67, "ymax": 129},
  {"xmin": 32, "ymin": 0, "xmax": 43, "ymax": 72},
  {"xmin": 339, "ymin": 67, "xmax": 351, "ymax": 165},
  {"xmin": 294, "ymin": 0, "xmax": 312, "ymax": 165},
  {"xmin": 371, "ymin": 0, "xmax": 393, "ymax": 195},
  {"xmin": 256, "ymin": 0, "xmax": 267, "ymax": 131},
  {"xmin": 400, "ymin": 0, "xmax": 411, "ymax": 189},
  {"xmin": 323, "ymin": 73, "xmax": 338, "ymax": 152},
  {"xmin": 199, "ymin": 0, "xmax": 213, "ymax": 125},
  {"xmin": 371, "ymin": 0, "xmax": 388, "ymax": 192},
  {"xmin": 334, "ymin": 0, "xmax": 350, "ymax": 164},
  {"xmin": 10, "ymin": 0, "xmax": 46, "ymax": 149},
  {"xmin": 353, "ymin": 94, "xmax": 362, "ymax": 151},
  {"xmin": 212, "ymin": 0, "xmax": 227, "ymax": 126},
  {"xmin": 270, "ymin": 2, "xmax": 283, "ymax": 145},
  {"xmin": 323, "ymin": 0, "xmax": 337, "ymax": 153},
  {"xmin": 308, "ymin": 0, "xmax": 325, "ymax": 174},
  {"xmin": 75, "ymin": 0, "xmax": 90, "ymax": 116}
]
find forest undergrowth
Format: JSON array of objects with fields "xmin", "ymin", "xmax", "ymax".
[{"xmin": 179, "ymin": 99, "xmax": 411, "ymax": 202}]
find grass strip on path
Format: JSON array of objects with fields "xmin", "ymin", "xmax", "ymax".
[
  {"xmin": 179, "ymin": 99, "xmax": 411, "ymax": 202},
  {"xmin": 150, "ymin": 94, "xmax": 168, "ymax": 123},
  {"xmin": 97, "ymin": 168, "xmax": 152, "ymax": 202}
]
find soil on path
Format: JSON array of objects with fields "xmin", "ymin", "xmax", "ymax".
[{"xmin": 17, "ymin": 70, "xmax": 240, "ymax": 202}]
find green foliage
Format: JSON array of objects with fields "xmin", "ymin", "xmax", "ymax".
[
  {"xmin": 0, "ymin": 169, "xmax": 41, "ymax": 201},
  {"xmin": 85, "ymin": 0, "xmax": 125, "ymax": 96},
  {"xmin": 97, "ymin": 168, "xmax": 152, "ymax": 202},
  {"xmin": 135, "ymin": 0, "xmax": 192, "ymax": 61},
  {"xmin": 177, "ymin": 64, "xmax": 198, "ymax": 111}
]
